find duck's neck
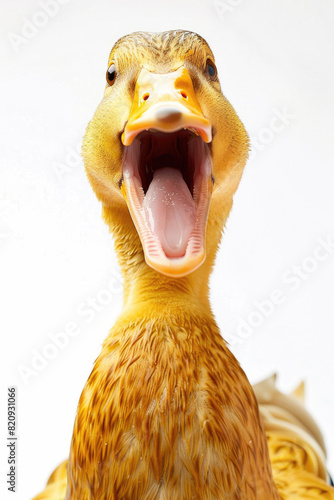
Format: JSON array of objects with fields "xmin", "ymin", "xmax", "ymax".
[
  {"xmin": 107, "ymin": 207, "xmax": 216, "ymax": 318},
  {"xmin": 122, "ymin": 264, "xmax": 212, "ymax": 316},
  {"xmin": 67, "ymin": 209, "xmax": 281, "ymax": 499}
]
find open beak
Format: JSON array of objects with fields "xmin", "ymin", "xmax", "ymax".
[{"xmin": 122, "ymin": 66, "xmax": 213, "ymax": 277}]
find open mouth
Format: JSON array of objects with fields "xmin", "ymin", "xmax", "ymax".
[
  {"xmin": 122, "ymin": 127, "xmax": 212, "ymax": 277},
  {"xmin": 119, "ymin": 65, "xmax": 213, "ymax": 277}
]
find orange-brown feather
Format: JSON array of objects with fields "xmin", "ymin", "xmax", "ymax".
[{"xmin": 32, "ymin": 30, "xmax": 334, "ymax": 500}]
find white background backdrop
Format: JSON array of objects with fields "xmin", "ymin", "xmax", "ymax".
[{"xmin": 1, "ymin": 1, "xmax": 334, "ymax": 499}]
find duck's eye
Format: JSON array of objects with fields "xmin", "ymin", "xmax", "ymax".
[
  {"xmin": 205, "ymin": 59, "xmax": 217, "ymax": 81},
  {"xmin": 106, "ymin": 63, "xmax": 116, "ymax": 86}
]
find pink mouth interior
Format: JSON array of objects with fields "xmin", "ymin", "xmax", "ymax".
[
  {"xmin": 123, "ymin": 129, "xmax": 211, "ymax": 271},
  {"xmin": 143, "ymin": 167, "xmax": 196, "ymax": 258}
]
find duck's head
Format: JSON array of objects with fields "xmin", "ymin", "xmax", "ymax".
[{"xmin": 83, "ymin": 30, "xmax": 248, "ymax": 283}]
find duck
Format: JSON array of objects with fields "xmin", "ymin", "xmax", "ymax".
[{"xmin": 33, "ymin": 30, "xmax": 334, "ymax": 500}]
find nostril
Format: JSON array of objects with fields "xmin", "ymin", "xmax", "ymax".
[
  {"xmin": 142, "ymin": 93, "xmax": 150, "ymax": 101},
  {"xmin": 180, "ymin": 91, "xmax": 188, "ymax": 99}
]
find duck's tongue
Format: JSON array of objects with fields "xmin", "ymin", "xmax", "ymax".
[{"xmin": 143, "ymin": 167, "xmax": 196, "ymax": 258}]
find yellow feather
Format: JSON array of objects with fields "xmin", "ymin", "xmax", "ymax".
[{"xmin": 32, "ymin": 30, "xmax": 334, "ymax": 500}]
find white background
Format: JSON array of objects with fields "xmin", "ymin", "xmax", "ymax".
[{"xmin": 1, "ymin": 1, "xmax": 334, "ymax": 499}]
